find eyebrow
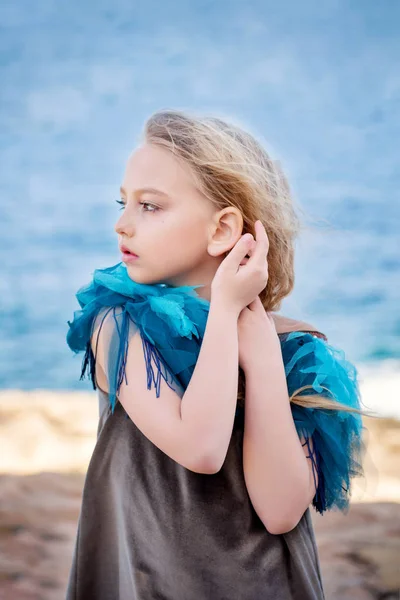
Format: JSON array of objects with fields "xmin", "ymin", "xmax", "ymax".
[{"xmin": 119, "ymin": 186, "xmax": 171, "ymax": 198}]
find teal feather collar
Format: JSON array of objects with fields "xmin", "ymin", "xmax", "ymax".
[{"xmin": 66, "ymin": 261, "xmax": 365, "ymax": 515}]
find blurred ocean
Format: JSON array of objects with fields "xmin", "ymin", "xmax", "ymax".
[{"xmin": 1, "ymin": 0, "xmax": 399, "ymax": 416}]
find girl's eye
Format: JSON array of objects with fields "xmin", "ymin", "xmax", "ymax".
[
  {"xmin": 140, "ymin": 202, "xmax": 159, "ymax": 213},
  {"xmin": 115, "ymin": 199, "xmax": 159, "ymax": 213}
]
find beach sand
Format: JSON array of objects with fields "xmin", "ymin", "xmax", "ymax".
[{"xmin": 0, "ymin": 389, "xmax": 399, "ymax": 600}]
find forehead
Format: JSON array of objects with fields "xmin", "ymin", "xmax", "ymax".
[{"xmin": 122, "ymin": 143, "xmax": 199, "ymax": 195}]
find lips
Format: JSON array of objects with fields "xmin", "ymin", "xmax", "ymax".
[{"xmin": 120, "ymin": 244, "xmax": 138, "ymax": 257}]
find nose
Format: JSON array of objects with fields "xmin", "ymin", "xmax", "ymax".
[{"xmin": 115, "ymin": 210, "xmax": 135, "ymax": 237}]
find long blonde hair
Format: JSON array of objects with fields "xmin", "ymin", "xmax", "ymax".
[{"xmin": 142, "ymin": 109, "xmax": 371, "ymax": 418}]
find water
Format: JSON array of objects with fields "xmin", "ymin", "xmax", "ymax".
[{"xmin": 1, "ymin": 0, "xmax": 399, "ymax": 402}]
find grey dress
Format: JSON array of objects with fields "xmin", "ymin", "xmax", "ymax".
[{"xmin": 66, "ymin": 381, "xmax": 326, "ymax": 600}]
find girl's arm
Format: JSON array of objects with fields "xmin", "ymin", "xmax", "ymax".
[
  {"xmin": 92, "ymin": 299, "xmax": 239, "ymax": 474},
  {"xmin": 242, "ymin": 332, "xmax": 316, "ymax": 535}
]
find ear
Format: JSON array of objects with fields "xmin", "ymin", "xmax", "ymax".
[{"xmin": 208, "ymin": 207, "xmax": 244, "ymax": 257}]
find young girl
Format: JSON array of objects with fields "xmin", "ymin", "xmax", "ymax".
[{"xmin": 66, "ymin": 109, "xmax": 368, "ymax": 600}]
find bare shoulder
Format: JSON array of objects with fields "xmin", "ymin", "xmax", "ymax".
[{"xmin": 272, "ymin": 313, "xmax": 327, "ymax": 340}]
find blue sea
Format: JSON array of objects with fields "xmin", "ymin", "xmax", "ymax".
[{"xmin": 1, "ymin": 0, "xmax": 399, "ymax": 398}]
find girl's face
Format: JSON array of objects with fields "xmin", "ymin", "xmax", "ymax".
[{"xmin": 115, "ymin": 143, "xmax": 222, "ymax": 291}]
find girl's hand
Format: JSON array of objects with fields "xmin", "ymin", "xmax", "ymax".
[
  {"xmin": 238, "ymin": 295, "xmax": 278, "ymax": 373},
  {"xmin": 211, "ymin": 220, "xmax": 270, "ymax": 316}
]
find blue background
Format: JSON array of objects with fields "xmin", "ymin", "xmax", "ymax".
[{"xmin": 1, "ymin": 0, "xmax": 399, "ymax": 391}]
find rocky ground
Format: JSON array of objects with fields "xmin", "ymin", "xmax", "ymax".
[{"xmin": 0, "ymin": 390, "xmax": 399, "ymax": 600}]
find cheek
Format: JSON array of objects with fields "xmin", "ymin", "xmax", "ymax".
[
  {"xmin": 163, "ymin": 214, "xmax": 205, "ymax": 243},
  {"xmin": 153, "ymin": 214, "xmax": 207, "ymax": 258}
]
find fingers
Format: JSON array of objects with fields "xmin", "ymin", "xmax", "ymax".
[
  {"xmin": 223, "ymin": 221, "xmax": 269, "ymax": 272},
  {"xmin": 224, "ymin": 233, "xmax": 253, "ymax": 270},
  {"xmin": 247, "ymin": 220, "xmax": 269, "ymax": 266}
]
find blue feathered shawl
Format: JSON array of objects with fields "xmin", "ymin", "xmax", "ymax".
[{"xmin": 67, "ymin": 261, "xmax": 365, "ymax": 515}]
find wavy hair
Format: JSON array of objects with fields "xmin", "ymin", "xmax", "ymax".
[{"xmin": 141, "ymin": 109, "xmax": 371, "ymax": 418}]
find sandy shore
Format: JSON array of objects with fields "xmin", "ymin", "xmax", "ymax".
[{"xmin": 0, "ymin": 389, "xmax": 399, "ymax": 599}]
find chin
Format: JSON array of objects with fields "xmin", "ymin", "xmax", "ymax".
[{"xmin": 126, "ymin": 267, "xmax": 166, "ymax": 286}]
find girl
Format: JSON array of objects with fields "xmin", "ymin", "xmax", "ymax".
[{"xmin": 66, "ymin": 109, "xmax": 368, "ymax": 600}]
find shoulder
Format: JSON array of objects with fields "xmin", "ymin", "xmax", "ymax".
[{"xmin": 271, "ymin": 313, "xmax": 328, "ymax": 341}]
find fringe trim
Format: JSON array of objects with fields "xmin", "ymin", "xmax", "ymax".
[
  {"xmin": 141, "ymin": 333, "xmax": 179, "ymax": 398},
  {"xmin": 301, "ymin": 431, "xmax": 349, "ymax": 515},
  {"xmin": 79, "ymin": 340, "xmax": 96, "ymax": 389},
  {"xmin": 79, "ymin": 304, "xmax": 178, "ymax": 413},
  {"xmin": 79, "ymin": 307, "xmax": 114, "ymax": 391},
  {"xmin": 115, "ymin": 306, "xmax": 130, "ymax": 400},
  {"xmin": 301, "ymin": 433, "xmax": 326, "ymax": 514}
]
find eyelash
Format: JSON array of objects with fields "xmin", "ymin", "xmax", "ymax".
[{"xmin": 115, "ymin": 199, "xmax": 159, "ymax": 213}]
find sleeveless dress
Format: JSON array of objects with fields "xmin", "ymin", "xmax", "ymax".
[
  {"xmin": 66, "ymin": 383, "xmax": 326, "ymax": 600},
  {"xmin": 65, "ymin": 264, "xmax": 365, "ymax": 599}
]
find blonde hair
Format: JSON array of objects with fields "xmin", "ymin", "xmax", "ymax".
[{"xmin": 141, "ymin": 108, "xmax": 371, "ymax": 419}]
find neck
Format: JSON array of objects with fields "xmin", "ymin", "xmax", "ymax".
[{"xmin": 156, "ymin": 258, "xmax": 224, "ymax": 302}]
